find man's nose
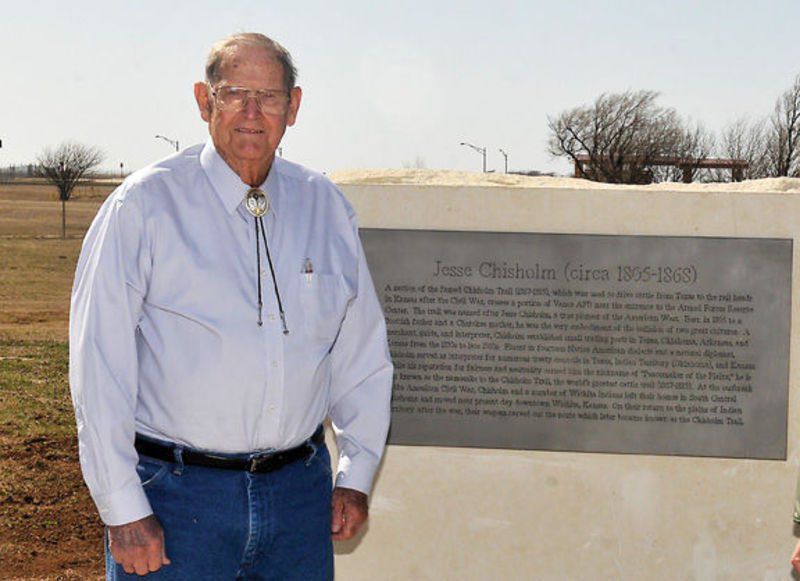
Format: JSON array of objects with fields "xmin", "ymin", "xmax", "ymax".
[{"xmin": 242, "ymin": 94, "xmax": 262, "ymax": 116}]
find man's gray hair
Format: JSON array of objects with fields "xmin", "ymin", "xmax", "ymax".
[{"xmin": 205, "ymin": 32, "xmax": 297, "ymax": 90}]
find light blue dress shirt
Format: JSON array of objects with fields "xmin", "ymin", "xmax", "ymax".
[{"xmin": 69, "ymin": 140, "xmax": 393, "ymax": 526}]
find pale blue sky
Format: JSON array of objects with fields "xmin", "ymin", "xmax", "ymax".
[{"xmin": 3, "ymin": 1, "xmax": 799, "ymax": 175}]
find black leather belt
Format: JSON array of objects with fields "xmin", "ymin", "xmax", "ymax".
[{"xmin": 134, "ymin": 425, "xmax": 325, "ymax": 474}]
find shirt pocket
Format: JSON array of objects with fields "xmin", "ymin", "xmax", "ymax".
[{"xmin": 299, "ymin": 273, "xmax": 349, "ymax": 341}]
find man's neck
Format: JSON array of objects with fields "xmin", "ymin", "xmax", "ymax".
[{"xmin": 219, "ymin": 152, "xmax": 274, "ymax": 187}]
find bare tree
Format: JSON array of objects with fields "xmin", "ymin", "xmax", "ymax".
[
  {"xmin": 652, "ymin": 121, "xmax": 716, "ymax": 183},
  {"xmin": 547, "ymin": 90, "xmax": 689, "ymax": 184},
  {"xmin": 714, "ymin": 117, "xmax": 769, "ymax": 181},
  {"xmin": 401, "ymin": 155, "xmax": 427, "ymax": 169},
  {"xmin": 37, "ymin": 141, "xmax": 104, "ymax": 237},
  {"xmin": 765, "ymin": 75, "xmax": 800, "ymax": 177}
]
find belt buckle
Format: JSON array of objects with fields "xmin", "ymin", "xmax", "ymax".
[{"xmin": 248, "ymin": 452, "xmax": 273, "ymax": 473}]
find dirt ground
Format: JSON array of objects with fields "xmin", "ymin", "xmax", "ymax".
[{"xmin": 1, "ymin": 182, "xmax": 113, "ymax": 580}]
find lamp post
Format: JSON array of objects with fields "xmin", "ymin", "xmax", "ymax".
[
  {"xmin": 498, "ymin": 149, "xmax": 508, "ymax": 174},
  {"xmin": 155, "ymin": 134, "xmax": 180, "ymax": 152},
  {"xmin": 459, "ymin": 141, "xmax": 487, "ymax": 173}
]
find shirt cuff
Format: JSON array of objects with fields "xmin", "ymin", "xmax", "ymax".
[
  {"xmin": 93, "ymin": 481, "xmax": 153, "ymax": 526},
  {"xmin": 334, "ymin": 454, "xmax": 380, "ymax": 496}
]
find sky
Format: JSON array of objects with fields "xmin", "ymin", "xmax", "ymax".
[{"xmin": 3, "ymin": 0, "xmax": 800, "ymax": 176}]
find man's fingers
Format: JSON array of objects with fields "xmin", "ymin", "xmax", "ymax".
[
  {"xmin": 108, "ymin": 515, "xmax": 170, "ymax": 575},
  {"xmin": 116, "ymin": 543, "xmax": 164, "ymax": 576},
  {"xmin": 133, "ymin": 555, "xmax": 150, "ymax": 576},
  {"xmin": 331, "ymin": 495, "xmax": 345, "ymax": 534},
  {"xmin": 342, "ymin": 504, "xmax": 358, "ymax": 538},
  {"xmin": 331, "ymin": 487, "xmax": 368, "ymax": 541},
  {"xmin": 162, "ymin": 541, "xmax": 172, "ymax": 565},
  {"xmin": 147, "ymin": 543, "xmax": 165, "ymax": 573},
  {"xmin": 331, "ymin": 507, "xmax": 349, "ymax": 540},
  {"xmin": 791, "ymin": 539, "xmax": 800, "ymax": 573},
  {"xmin": 144, "ymin": 524, "xmax": 169, "ymax": 573},
  {"xmin": 791, "ymin": 540, "xmax": 800, "ymax": 573},
  {"xmin": 331, "ymin": 509, "xmax": 361, "ymax": 540}
]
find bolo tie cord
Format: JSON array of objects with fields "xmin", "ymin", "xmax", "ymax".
[
  {"xmin": 253, "ymin": 218, "xmax": 263, "ymax": 325},
  {"xmin": 253, "ymin": 216, "xmax": 289, "ymax": 334},
  {"xmin": 245, "ymin": 187, "xmax": 288, "ymax": 334}
]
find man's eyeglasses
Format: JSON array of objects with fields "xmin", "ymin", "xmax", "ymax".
[{"xmin": 210, "ymin": 85, "xmax": 290, "ymax": 114}]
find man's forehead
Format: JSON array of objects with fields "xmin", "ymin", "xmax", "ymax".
[{"xmin": 218, "ymin": 44, "xmax": 279, "ymax": 72}]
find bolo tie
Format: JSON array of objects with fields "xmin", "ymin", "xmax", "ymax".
[{"xmin": 245, "ymin": 187, "xmax": 289, "ymax": 334}]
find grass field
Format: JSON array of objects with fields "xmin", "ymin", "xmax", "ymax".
[{"xmin": 1, "ymin": 182, "xmax": 113, "ymax": 579}]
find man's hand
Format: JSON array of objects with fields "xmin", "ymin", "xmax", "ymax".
[
  {"xmin": 108, "ymin": 514, "xmax": 171, "ymax": 576},
  {"xmin": 331, "ymin": 487, "xmax": 368, "ymax": 541},
  {"xmin": 792, "ymin": 538, "xmax": 800, "ymax": 573}
]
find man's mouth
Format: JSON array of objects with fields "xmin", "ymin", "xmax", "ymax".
[{"xmin": 235, "ymin": 128, "xmax": 264, "ymax": 134}]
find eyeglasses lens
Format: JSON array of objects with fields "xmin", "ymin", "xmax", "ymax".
[{"xmin": 215, "ymin": 87, "xmax": 288, "ymax": 114}]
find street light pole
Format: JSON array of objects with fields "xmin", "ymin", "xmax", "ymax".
[
  {"xmin": 498, "ymin": 149, "xmax": 508, "ymax": 174},
  {"xmin": 459, "ymin": 141, "xmax": 487, "ymax": 173},
  {"xmin": 155, "ymin": 134, "xmax": 180, "ymax": 152}
]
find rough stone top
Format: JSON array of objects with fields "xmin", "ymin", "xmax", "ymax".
[{"xmin": 329, "ymin": 168, "xmax": 800, "ymax": 194}]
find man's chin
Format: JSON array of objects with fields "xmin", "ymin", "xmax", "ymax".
[{"xmin": 230, "ymin": 145, "xmax": 275, "ymax": 163}]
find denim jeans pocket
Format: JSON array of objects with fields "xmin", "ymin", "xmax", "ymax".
[{"xmin": 136, "ymin": 457, "xmax": 170, "ymax": 489}]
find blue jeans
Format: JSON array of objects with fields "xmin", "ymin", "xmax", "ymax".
[{"xmin": 105, "ymin": 440, "xmax": 334, "ymax": 580}]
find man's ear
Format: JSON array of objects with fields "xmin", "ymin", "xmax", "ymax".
[
  {"xmin": 194, "ymin": 82, "xmax": 212, "ymax": 122},
  {"xmin": 286, "ymin": 86, "xmax": 302, "ymax": 127}
]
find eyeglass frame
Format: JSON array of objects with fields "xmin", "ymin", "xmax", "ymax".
[{"xmin": 207, "ymin": 83, "xmax": 292, "ymax": 114}]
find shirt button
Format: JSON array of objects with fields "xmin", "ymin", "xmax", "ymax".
[
  {"xmin": 268, "ymin": 405, "xmax": 277, "ymax": 413},
  {"xmin": 271, "ymin": 361, "xmax": 278, "ymax": 368},
  {"xmin": 268, "ymin": 314, "xmax": 276, "ymax": 322}
]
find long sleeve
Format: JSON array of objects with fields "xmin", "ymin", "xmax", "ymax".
[
  {"xmin": 69, "ymin": 184, "xmax": 152, "ymax": 526},
  {"xmin": 328, "ymin": 219, "xmax": 393, "ymax": 495}
]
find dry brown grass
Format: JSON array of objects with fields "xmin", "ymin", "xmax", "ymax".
[
  {"xmin": 1, "ymin": 181, "xmax": 114, "ymax": 579},
  {"xmin": 0, "ymin": 183, "xmax": 107, "ymax": 239}
]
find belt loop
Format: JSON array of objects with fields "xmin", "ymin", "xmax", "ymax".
[
  {"xmin": 305, "ymin": 429, "xmax": 320, "ymax": 466},
  {"xmin": 172, "ymin": 445, "xmax": 184, "ymax": 475}
]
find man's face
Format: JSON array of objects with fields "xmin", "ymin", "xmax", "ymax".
[{"xmin": 194, "ymin": 45, "xmax": 301, "ymax": 170}]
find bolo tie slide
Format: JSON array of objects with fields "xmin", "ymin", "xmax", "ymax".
[{"xmin": 245, "ymin": 187, "xmax": 289, "ymax": 334}]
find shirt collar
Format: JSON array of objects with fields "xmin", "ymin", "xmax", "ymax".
[{"xmin": 200, "ymin": 138, "xmax": 281, "ymax": 217}]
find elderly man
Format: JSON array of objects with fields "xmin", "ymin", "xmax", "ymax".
[{"xmin": 70, "ymin": 32, "xmax": 392, "ymax": 579}]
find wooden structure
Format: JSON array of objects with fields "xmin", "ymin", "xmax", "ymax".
[{"xmin": 573, "ymin": 154, "xmax": 748, "ymax": 183}]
